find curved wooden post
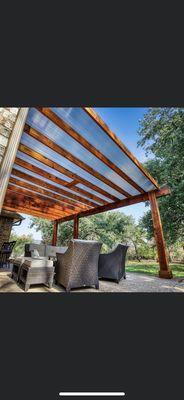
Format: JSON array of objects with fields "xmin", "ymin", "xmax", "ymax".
[
  {"xmin": 148, "ymin": 191, "xmax": 173, "ymax": 279},
  {"xmin": 52, "ymin": 220, "xmax": 58, "ymax": 246},
  {"xmin": 73, "ymin": 215, "xmax": 79, "ymax": 239}
]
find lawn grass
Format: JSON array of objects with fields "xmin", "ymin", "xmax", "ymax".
[{"xmin": 126, "ymin": 260, "xmax": 184, "ymax": 278}]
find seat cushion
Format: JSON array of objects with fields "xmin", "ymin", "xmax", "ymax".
[
  {"xmin": 23, "ymin": 258, "xmax": 53, "ymax": 268},
  {"xmin": 45, "ymin": 245, "xmax": 68, "ymax": 257}
]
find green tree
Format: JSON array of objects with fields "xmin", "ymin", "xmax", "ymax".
[
  {"xmin": 30, "ymin": 212, "xmax": 138, "ymax": 253},
  {"xmin": 138, "ymin": 108, "xmax": 184, "ymax": 246},
  {"xmin": 10, "ymin": 231, "xmax": 34, "ymax": 257}
]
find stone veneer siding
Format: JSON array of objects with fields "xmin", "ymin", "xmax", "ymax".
[
  {"xmin": 0, "ymin": 215, "xmax": 14, "ymax": 249},
  {"xmin": 0, "ymin": 107, "xmax": 19, "ymax": 166}
]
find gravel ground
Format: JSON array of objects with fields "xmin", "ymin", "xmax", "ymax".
[{"xmin": 0, "ymin": 271, "xmax": 184, "ymax": 293}]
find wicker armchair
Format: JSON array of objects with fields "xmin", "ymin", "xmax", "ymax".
[
  {"xmin": 55, "ymin": 239, "xmax": 102, "ymax": 292},
  {"xmin": 98, "ymin": 244, "xmax": 129, "ymax": 283}
]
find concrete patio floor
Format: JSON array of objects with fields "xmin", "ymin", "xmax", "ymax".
[{"xmin": 0, "ymin": 270, "xmax": 184, "ymax": 293}]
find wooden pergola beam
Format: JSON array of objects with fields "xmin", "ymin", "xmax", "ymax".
[
  {"xmin": 56, "ymin": 187, "xmax": 171, "ymax": 223},
  {"xmin": 37, "ymin": 107, "xmax": 145, "ymax": 195},
  {"xmin": 18, "ymin": 144, "xmax": 118, "ymax": 202},
  {"xmin": 148, "ymin": 191, "xmax": 173, "ymax": 278},
  {"xmin": 24, "ymin": 123, "xmax": 131, "ymax": 198},
  {"xmin": 73, "ymin": 215, "xmax": 79, "ymax": 239},
  {"xmin": 52, "ymin": 220, "xmax": 58, "ymax": 246},
  {"xmin": 14, "ymin": 157, "xmax": 106, "ymax": 205},
  {"xmin": 84, "ymin": 107, "xmax": 159, "ymax": 189}
]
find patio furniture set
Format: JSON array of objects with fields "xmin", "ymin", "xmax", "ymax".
[{"xmin": 10, "ymin": 240, "xmax": 128, "ymax": 292}]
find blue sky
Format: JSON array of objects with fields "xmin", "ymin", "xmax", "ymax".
[{"xmin": 13, "ymin": 107, "xmax": 151, "ymax": 240}]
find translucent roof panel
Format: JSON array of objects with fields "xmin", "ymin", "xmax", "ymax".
[
  {"xmin": 16, "ymin": 150, "xmax": 72, "ymax": 183},
  {"xmin": 76, "ymin": 184, "xmax": 114, "ymax": 203},
  {"xmin": 51, "ymin": 107, "xmax": 156, "ymax": 192},
  {"xmin": 26, "ymin": 108, "xmax": 139, "ymax": 196},
  {"xmin": 20, "ymin": 132, "xmax": 125, "ymax": 199}
]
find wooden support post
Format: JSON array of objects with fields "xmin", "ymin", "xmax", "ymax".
[
  {"xmin": 0, "ymin": 108, "xmax": 29, "ymax": 213},
  {"xmin": 73, "ymin": 215, "xmax": 79, "ymax": 239},
  {"xmin": 52, "ymin": 221, "xmax": 58, "ymax": 246},
  {"xmin": 148, "ymin": 191, "xmax": 173, "ymax": 279}
]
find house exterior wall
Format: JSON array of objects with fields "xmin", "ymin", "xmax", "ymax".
[
  {"xmin": 0, "ymin": 215, "xmax": 14, "ymax": 248},
  {"xmin": 0, "ymin": 108, "xmax": 19, "ymax": 166}
]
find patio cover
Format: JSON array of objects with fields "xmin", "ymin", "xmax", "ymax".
[{"xmin": 3, "ymin": 107, "xmax": 165, "ymax": 221}]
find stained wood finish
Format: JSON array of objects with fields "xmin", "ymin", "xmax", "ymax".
[
  {"xmin": 37, "ymin": 107, "xmax": 145, "ymax": 195},
  {"xmin": 148, "ymin": 191, "xmax": 173, "ymax": 278},
  {"xmin": 73, "ymin": 216, "xmax": 79, "ymax": 239},
  {"xmin": 57, "ymin": 187, "xmax": 171, "ymax": 224},
  {"xmin": 25, "ymin": 123, "xmax": 131, "ymax": 198},
  {"xmin": 5, "ymin": 188, "xmax": 70, "ymax": 218},
  {"xmin": 3, "ymin": 205, "xmax": 54, "ymax": 220},
  {"xmin": 9, "ymin": 177, "xmax": 82, "ymax": 212},
  {"xmin": 18, "ymin": 144, "xmax": 119, "ymax": 202},
  {"xmin": 3, "ymin": 191, "xmax": 66, "ymax": 220},
  {"xmin": 15, "ymin": 157, "xmax": 106, "ymax": 205},
  {"xmin": 52, "ymin": 220, "xmax": 58, "ymax": 245},
  {"xmin": 84, "ymin": 107, "xmax": 159, "ymax": 189},
  {"xmin": 11, "ymin": 168, "xmax": 96, "ymax": 209},
  {"xmin": 7, "ymin": 184, "xmax": 76, "ymax": 216}
]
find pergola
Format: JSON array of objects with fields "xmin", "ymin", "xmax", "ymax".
[{"xmin": 0, "ymin": 108, "xmax": 172, "ymax": 278}]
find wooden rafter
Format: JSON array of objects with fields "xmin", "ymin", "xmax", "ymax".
[
  {"xmin": 4, "ymin": 190, "xmax": 67, "ymax": 219},
  {"xmin": 24, "ymin": 123, "xmax": 131, "ymax": 198},
  {"xmin": 14, "ymin": 157, "xmax": 106, "ymax": 205},
  {"xmin": 8, "ymin": 183, "xmax": 77, "ymax": 216},
  {"xmin": 9, "ymin": 177, "xmax": 81, "ymax": 212},
  {"xmin": 3, "ymin": 205, "xmax": 55, "ymax": 220},
  {"xmin": 84, "ymin": 107, "xmax": 159, "ymax": 189},
  {"xmin": 18, "ymin": 144, "xmax": 119, "ymax": 202},
  {"xmin": 11, "ymin": 168, "xmax": 96, "ymax": 209},
  {"xmin": 37, "ymin": 107, "xmax": 145, "ymax": 194}
]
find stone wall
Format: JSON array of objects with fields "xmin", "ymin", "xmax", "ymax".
[
  {"xmin": 0, "ymin": 215, "xmax": 14, "ymax": 249},
  {"xmin": 0, "ymin": 107, "xmax": 19, "ymax": 165}
]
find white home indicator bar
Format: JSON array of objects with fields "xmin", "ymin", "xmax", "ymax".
[{"xmin": 59, "ymin": 393, "xmax": 125, "ymax": 397}]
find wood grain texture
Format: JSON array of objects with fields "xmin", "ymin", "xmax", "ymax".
[
  {"xmin": 3, "ymin": 192, "xmax": 67, "ymax": 220},
  {"xmin": 5, "ymin": 188, "xmax": 70, "ymax": 218},
  {"xmin": 73, "ymin": 215, "xmax": 79, "ymax": 239},
  {"xmin": 7, "ymin": 183, "xmax": 77, "ymax": 215},
  {"xmin": 148, "ymin": 191, "xmax": 173, "ymax": 278},
  {"xmin": 52, "ymin": 220, "xmax": 58, "ymax": 245}
]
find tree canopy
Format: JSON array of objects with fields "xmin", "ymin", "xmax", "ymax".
[
  {"xmin": 30, "ymin": 211, "xmax": 154, "ymax": 260},
  {"xmin": 138, "ymin": 108, "xmax": 184, "ymax": 245}
]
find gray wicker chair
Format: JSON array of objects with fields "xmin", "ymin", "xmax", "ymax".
[
  {"xmin": 55, "ymin": 239, "xmax": 102, "ymax": 292},
  {"xmin": 98, "ymin": 244, "xmax": 129, "ymax": 283}
]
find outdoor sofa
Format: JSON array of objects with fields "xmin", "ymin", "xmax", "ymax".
[{"xmin": 98, "ymin": 243, "xmax": 129, "ymax": 283}]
